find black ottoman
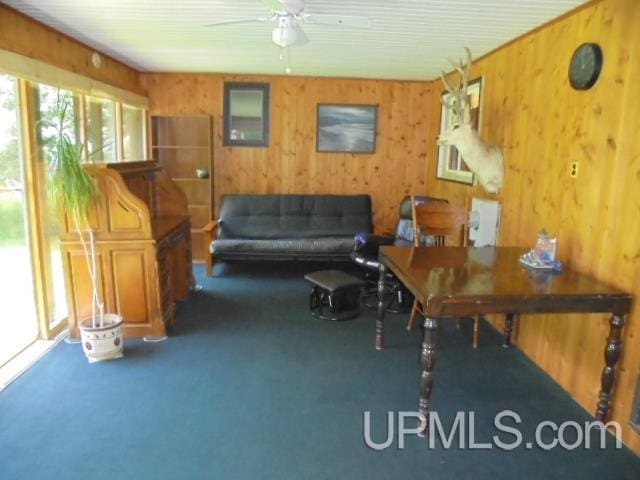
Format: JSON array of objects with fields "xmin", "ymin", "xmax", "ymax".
[{"xmin": 304, "ymin": 270, "xmax": 366, "ymax": 321}]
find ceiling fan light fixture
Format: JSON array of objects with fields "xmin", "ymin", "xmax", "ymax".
[
  {"xmin": 272, "ymin": 26, "xmax": 297, "ymax": 47},
  {"xmin": 205, "ymin": 2, "xmax": 371, "ymax": 51}
]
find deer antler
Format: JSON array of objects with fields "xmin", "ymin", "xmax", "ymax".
[
  {"xmin": 440, "ymin": 47, "xmax": 473, "ymax": 124},
  {"xmin": 463, "ymin": 46, "xmax": 471, "ymax": 93}
]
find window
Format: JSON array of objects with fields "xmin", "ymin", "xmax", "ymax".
[
  {"xmin": 122, "ymin": 104, "xmax": 145, "ymax": 160},
  {"xmin": 86, "ymin": 96, "xmax": 117, "ymax": 162},
  {"xmin": 35, "ymin": 84, "xmax": 78, "ymax": 327},
  {"xmin": 436, "ymin": 77, "xmax": 483, "ymax": 186},
  {"xmin": 37, "ymin": 84, "xmax": 81, "ymax": 160},
  {"xmin": 0, "ymin": 69, "xmax": 149, "ymax": 364},
  {"xmin": 0, "ymin": 74, "xmax": 39, "ymax": 365}
]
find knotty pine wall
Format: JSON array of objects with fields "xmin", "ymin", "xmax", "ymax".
[
  {"xmin": 426, "ymin": 0, "xmax": 640, "ymax": 452},
  {"xmin": 0, "ymin": 3, "xmax": 144, "ymax": 95},
  {"xmin": 142, "ymin": 1, "xmax": 640, "ymax": 452},
  {"xmin": 10, "ymin": 0, "xmax": 637, "ymax": 453},
  {"xmin": 140, "ymin": 73, "xmax": 434, "ymax": 230}
]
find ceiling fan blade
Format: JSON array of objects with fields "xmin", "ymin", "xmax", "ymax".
[
  {"xmin": 301, "ymin": 14, "xmax": 371, "ymax": 28},
  {"xmin": 294, "ymin": 26, "xmax": 309, "ymax": 46},
  {"xmin": 262, "ymin": 0, "xmax": 305, "ymax": 15},
  {"xmin": 279, "ymin": 0, "xmax": 305, "ymax": 15},
  {"xmin": 204, "ymin": 17, "xmax": 271, "ymax": 27},
  {"xmin": 262, "ymin": 0, "xmax": 283, "ymax": 11}
]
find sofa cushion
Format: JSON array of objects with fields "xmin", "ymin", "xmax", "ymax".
[
  {"xmin": 212, "ymin": 237, "xmax": 356, "ymax": 257},
  {"xmin": 217, "ymin": 194, "xmax": 373, "ymax": 240}
]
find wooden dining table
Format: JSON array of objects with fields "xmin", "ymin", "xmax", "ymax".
[{"xmin": 375, "ymin": 246, "xmax": 632, "ymax": 426}]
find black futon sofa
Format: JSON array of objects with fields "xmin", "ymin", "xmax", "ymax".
[{"xmin": 203, "ymin": 194, "xmax": 373, "ymax": 275}]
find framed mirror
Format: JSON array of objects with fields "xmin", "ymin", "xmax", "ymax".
[{"xmin": 223, "ymin": 82, "xmax": 270, "ymax": 147}]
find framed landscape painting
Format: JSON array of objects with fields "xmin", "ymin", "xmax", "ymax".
[{"xmin": 316, "ymin": 104, "xmax": 377, "ymax": 153}]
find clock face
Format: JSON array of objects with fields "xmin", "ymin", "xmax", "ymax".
[{"xmin": 569, "ymin": 43, "xmax": 603, "ymax": 90}]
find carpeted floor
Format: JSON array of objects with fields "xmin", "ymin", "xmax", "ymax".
[{"xmin": 1, "ymin": 262, "xmax": 639, "ymax": 480}]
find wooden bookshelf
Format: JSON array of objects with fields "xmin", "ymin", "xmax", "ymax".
[{"xmin": 151, "ymin": 115, "xmax": 213, "ymax": 262}]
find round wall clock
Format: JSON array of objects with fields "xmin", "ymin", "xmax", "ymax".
[{"xmin": 568, "ymin": 43, "xmax": 603, "ymax": 90}]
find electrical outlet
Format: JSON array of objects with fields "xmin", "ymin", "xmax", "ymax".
[{"xmin": 569, "ymin": 161, "xmax": 579, "ymax": 178}]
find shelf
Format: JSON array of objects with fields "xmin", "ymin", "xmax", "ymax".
[
  {"xmin": 152, "ymin": 145, "xmax": 210, "ymax": 149},
  {"xmin": 151, "ymin": 114, "xmax": 212, "ymax": 262},
  {"xmin": 152, "ymin": 114, "xmax": 210, "ymax": 119}
]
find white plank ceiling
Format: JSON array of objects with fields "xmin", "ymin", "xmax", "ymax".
[{"xmin": 3, "ymin": 0, "xmax": 587, "ymax": 80}]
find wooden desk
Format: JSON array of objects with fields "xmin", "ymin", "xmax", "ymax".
[
  {"xmin": 376, "ymin": 246, "xmax": 632, "ymax": 425},
  {"xmin": 60, "ymin": 162, "xmax": 193, "ymax": 339}
]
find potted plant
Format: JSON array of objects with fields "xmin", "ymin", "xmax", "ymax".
[{"xmin": 41, "ymin": 90, "xmax": 123, "ymax": 363}]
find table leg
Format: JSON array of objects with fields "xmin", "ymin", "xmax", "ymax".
[
  {"xmin": 419, "ymin": 316, "xmax": 439, "ymax": 436},
  {"xmin": 502, "ymin": 313, "xmax": 515, "ymax": 348},
  {"xmin": 376, "ymin": 263, "xmax": 387, "ymax": 350},
  {"xmin": 596, "ymin": 314, "xmax": 625, "ymax": 421}
]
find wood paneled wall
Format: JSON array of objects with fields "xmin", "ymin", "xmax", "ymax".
[
  {"xmin": 425, "ymin": 0, "xmax": 640, "ymax": 453},
  {"xmin": 142, "ymin": 1, "xmax": 640, "ymax": 451},
  {"xmin": 0, "ymin": 3, "xmax": 143, "ymax": 94},
  {"xmin": 140, "ymin": 73, "xmax": 434, "ymax": 230},
  {"xmin": 12, "ymin": 0, "xmax": 637, "ymax": 454}
]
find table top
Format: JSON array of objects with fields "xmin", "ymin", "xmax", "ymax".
[{"xmin": 379, "ymin": 246, "xmax": 632, "ymax": 317}]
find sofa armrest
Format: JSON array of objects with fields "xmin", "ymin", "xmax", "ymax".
[
  {"xmin": 203, "ymin": 219, "xmax": 220, "ymax": 233},
  {"xmin": 203, "ymin": 219, "xmax": 221, "ymax": 276},
  {"xmin": 354, "ymin": 233, "xmax": 395, "ymax": 256}
]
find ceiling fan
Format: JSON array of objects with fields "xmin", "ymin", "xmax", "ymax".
[{"xmin": 205, "ymin": 0, "xmax": 372, "ymax": 48}]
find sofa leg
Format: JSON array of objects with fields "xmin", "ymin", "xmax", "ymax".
[{"xmin": 206, "ymin": 255, "xmax": 215, "ymax": 277}]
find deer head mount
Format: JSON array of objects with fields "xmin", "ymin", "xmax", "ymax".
[
  {"xmin": 440, "ymin": 47, "xmax": 473, "ymax": 124},
  {"xmin": 438, "ymin": 48, "xmax": 504, "ymax": 194}
]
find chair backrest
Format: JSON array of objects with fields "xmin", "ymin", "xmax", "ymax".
[
  {"xmin": 410, "ymin": 196, "xmax": 469, "ymax": 247},
  {"xmin": 394, "ymin": 195, "xmax": 447, "ymax": 245}
]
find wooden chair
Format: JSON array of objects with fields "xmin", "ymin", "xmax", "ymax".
[{"xmin": 406, "ymin": 196, "xmax": 481, "ymax": 348}]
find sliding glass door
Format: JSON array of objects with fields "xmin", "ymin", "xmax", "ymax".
[
  {"xmin": 0, "ymin": 71, "xmax": 149, "ymax": 366},
  {"xmin": 0, "ymin": 74, "xmax": 38, "ymax": 366}
]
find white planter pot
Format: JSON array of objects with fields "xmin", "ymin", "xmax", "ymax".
[{"xmin": 79, "ymin": 313, "xmax": 124, "ymax": 363}]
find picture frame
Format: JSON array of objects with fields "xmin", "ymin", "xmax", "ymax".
[
  {"xmin": 223, "ymin": 82, "xmax": 270, "ymax": 147},
  {"xmin": 316, "ymin": 104, "xmax": 377, "ymax": 154},
  {"xmin": 436, "ymin": 77, "xmax": 483, "ymax": 185}
]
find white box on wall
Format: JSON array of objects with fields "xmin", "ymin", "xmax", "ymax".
[{"xmin": 469, "ymin": 198, "xmax": 501, "ymax": 247}]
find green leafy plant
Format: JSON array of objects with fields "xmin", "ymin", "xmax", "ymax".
[
  {"xmin": 40, "ymin": 90, "xmax": 104, "ymax": 327},
  {"xmin": 48, "ymin": 131, "xmax": 97, "ymax": 224},
  {"xmin": 40, "ymin": 92, "xmax": 96, "ymax": 223}
]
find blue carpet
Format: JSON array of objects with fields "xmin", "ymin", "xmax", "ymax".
[{"xmin": 1, "ymin": 262, "xmax": 639, "ymax": 480}]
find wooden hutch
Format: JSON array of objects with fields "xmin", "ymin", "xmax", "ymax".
[{"xmin": 60, "ymin": 161, "xmax": 193, "ymax": 339}]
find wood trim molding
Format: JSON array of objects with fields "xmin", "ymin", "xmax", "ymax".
[
  {"xmin": 115, "ymin": 102, "xmax": 124, "ymax": 160},
  {"xmin": 0, "ymin": 49, "xmax": 148, "ymax": 107},
  {"xmin": 18, "ymin": 79, "xmax": 49, "ymax": 338}
]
